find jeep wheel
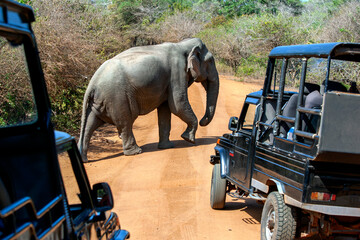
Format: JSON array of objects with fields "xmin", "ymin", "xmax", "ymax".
[
  {"xmin": 210, "ymin": 163, "xmax": 226, "ymax": 209},
  {"xmin": 260, "ymin": 192, "xmax": 297, "ymax": 240}
]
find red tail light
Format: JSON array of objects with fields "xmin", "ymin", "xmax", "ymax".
[{"xmin": 311, "ymin": 192, "xmax": 336, "ymax": 201}]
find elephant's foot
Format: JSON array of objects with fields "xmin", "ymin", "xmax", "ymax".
[
  {"xmin": 82, "ymin": 156, "xmax": 88, "ymax": 163},
  {"xmin": 79, "ymin": 150, "xmax": 88, "ymax": 163},
  {"xmin": 158, "ymin": 140, "xmax": 174, "ymax": 149},
  {"xmin": 181, "ymin": 131, "xmax": 195, "ymax": 144},
  {"xmin": 124, "ymin": 145, "xmax": 142, "ymax": 156}
]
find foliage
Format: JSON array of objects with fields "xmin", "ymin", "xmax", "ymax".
[
  {"xmin": 197, "ymin": 23, "xmax": 251, "ymax": 73},
  {"xmin": 145, "ymin": 10, "xmax": 205, "ymax": 43},
  {"xmin": 216, "ymin": 0, "xmax": 304, "ymax": 18},
  {"xmin": 0, "ymin": 41, "xmax": 36, "ymax": 127},
  {"xmin": 236, "ymin": 54, "xmax": 268, "ymax": 80},
  {"xmin": 17, "ymin": 0, "xmax": 33, "ymax": 5},
  {"xmin": 112, "ymin": 0, "xmax": 190, "ymax": 28},
  {"xmin": 51, "ymin": 87, "xmax": 85, "ymax": 134},
  {"xmin": 2, "ymin": 0, "xmax": 360, "ymax": 134},
  {"xmin": 249, "ymin": 13, "xmax": 297, "ymax": 49},
  {"xmin": 317, "ymin": 0, "xmax": 360, "ymax": 42}
]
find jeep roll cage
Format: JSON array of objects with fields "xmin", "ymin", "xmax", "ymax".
[
  {"xmin": 264, "ymin": 42, "xmax": 360, "ymax": 95},
  {"xmin": 260, "ymin": 42, "xmax": 360, "ymax": 159}
]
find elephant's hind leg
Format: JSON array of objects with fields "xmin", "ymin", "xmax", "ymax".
[
  {"xmin": 157, "ymin": 101, "xmax": 174, "ymax": 149},
  {"xmin": 78, "ymin": 111, "xmax": 105, "ymax": 162}
]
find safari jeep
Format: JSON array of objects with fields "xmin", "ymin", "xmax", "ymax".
[
  {"xmin": 210, "ymin": 43, "xmax": 360, "ymax": 239},
  {"xmin": 0, "ymin": 1, "xmax": 129, "ymax": 239}
]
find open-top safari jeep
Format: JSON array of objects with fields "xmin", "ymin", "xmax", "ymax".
[
  {"xmin": 210, "ymin": 42, "xmax": 360, "ymax": 239},
  {"xmin": 0, "ymin": 1, "xmax": 129, "ymax": 239}
]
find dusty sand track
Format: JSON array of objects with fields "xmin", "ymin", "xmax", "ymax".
[{"xmin": 82, "ymin": 76, "xmax": 263, "ymax": 240}]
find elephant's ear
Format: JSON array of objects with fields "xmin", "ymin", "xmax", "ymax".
[{"xmin": 187, "ymin": 46, "xmax": 201, "ymax": 80}]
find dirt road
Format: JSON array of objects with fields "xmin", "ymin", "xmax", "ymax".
[{"xmin": 83, "ymin": 76, "xmax": 263, "ymax": 240}]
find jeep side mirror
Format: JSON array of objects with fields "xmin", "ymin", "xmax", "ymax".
[
  {"xmin": 92, "ymin": 182, "xmax": 114, "ymax": 212},
  {"xmin": 228, "ymin": 117, "xmax": 238, "ymax": 131}
]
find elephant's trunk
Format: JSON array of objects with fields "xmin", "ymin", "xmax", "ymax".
[{"xmin": 199, "ymin": 72, "xmax": 219, "ymax": 126}]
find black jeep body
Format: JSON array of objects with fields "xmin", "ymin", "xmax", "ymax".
[
  {"xmin": 210, "ymin": 43, "xmax": 360, "ymax": 239},
  {"xmin": 0, "ymin": 1, "xmax": 129, "ymax": 239}
]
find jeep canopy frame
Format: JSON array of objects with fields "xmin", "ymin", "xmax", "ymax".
[{"xmin": 264, "ymin": 42, "xmax": 360, "ymax": 95}]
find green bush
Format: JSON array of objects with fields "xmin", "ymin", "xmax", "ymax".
[
  {"xmin": 0, "ymin": 93, "xmax": 35, "ymax": 127},
  {"xmin": 249, "ymin": 13, "xmax": 297, "ymax": 49},
  {"xmin": 236, "ymin": 55, "xmax": 267, "ymax": 79},
  {"xmin": 196, "ymin": 22, "xmax": 251, "ymax": 73},
  {"xmin": 51, "ymin": 87, "xmax": 86, "ymax": 135}
]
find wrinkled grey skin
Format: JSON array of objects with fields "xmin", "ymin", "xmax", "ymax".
[{"xmin": 78, "ymin": 38, "xmax": 219, "ymax": 162}]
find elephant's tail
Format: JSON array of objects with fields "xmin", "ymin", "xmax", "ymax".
[{"xmin": 78, "ymin": 88, "xmax": 95, "ymax": 154}]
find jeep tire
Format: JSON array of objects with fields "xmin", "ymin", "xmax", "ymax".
[
  {"xmin": 210, "ymin": 163, "xmax": 226, "ymax": 209},
  {"xmin": 260, "ymin": 191, "xmax": 297, "ymax": 240}
]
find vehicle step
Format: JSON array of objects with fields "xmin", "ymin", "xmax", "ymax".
[
  {"xmin": 227, "ymin": 191, "xmax": 246, "ymax": 199},
  {"xmin": 248, "ymin": 193, "xmax": 266, "ymax": 201}
]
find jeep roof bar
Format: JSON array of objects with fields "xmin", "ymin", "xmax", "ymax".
[
  {"xmin": 269, "ymin": 42, "xmax": 360, "ymax": 61},
  {"xmin": 0, "ymin": 0, "xmax": 35, "ymax": 32}
]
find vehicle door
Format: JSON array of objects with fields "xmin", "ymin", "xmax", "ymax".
[
  {"xmin": 0, "ymin": 5, "xmax": 67, "ymax": 238},
  {"xmin": 56, "ymin": 133, "xmax": 127, "ymax": 240},
  {"xmin": 57, "ymin": 135, "xmax": 95, "ymax": 239},
  {"xmin": 228, "ymin": 96, "xmax": 259, "ymax": 191}
]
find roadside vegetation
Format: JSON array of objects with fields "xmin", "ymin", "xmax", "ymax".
[{"xmin": 2, "ymin": 0, "xmax": 360, "ymax": 134}]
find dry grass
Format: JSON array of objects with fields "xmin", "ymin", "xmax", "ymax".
[
  {"xmin": 318, "ymin": 1, "xmax": 360, "ymax": 43},
  {"xmin": 33, "ymin": 1, "xmax": 101, "ymax": 94},
  {"xmin": 152, "ymin": 12, "xmax": 204, "ymax": 43},
  {"xmin": 27, "ymin": 0, "xmax": 127, "ymax": 133}
]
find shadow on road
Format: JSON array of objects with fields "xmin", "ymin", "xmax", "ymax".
[
  {"xmin": 223, "ymin": 198, "xmax": 262, "ymax": 224},
  {"xmin": 142, "ymin": 136, "xmax": 218, "ymax": 153},
  {"xmin": 87, "ymin": 136, "xmax": 218, "ymax": 162},
  {"xmin": 87, "ymin": 152, "xmax": 125, "ymax": 163}
]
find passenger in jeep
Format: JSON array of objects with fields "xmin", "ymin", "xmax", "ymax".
[{"xmin": 349, "ymin": 81, "xmax": 359, "ymax": 93}]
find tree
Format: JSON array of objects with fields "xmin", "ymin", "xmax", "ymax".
[{"xmin": 215, "ymin": 0, "xmax": 303, "ymax": 18}]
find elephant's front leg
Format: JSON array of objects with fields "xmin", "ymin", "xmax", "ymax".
[
  {"xmin": 118, "ymin": 122, "xmax": 142, "ymax": 156},
  {"xmin": 169, "ymin": 93, "xmax": 198, "ymax": 144},
  {"xmin": 157, "ymin": 101, "xmax": 174, "ymax": 149}
]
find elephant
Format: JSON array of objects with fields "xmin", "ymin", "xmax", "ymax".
[{"xmin": 78, "ymin": 38, "xmax": 219, "ymax": 162}]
